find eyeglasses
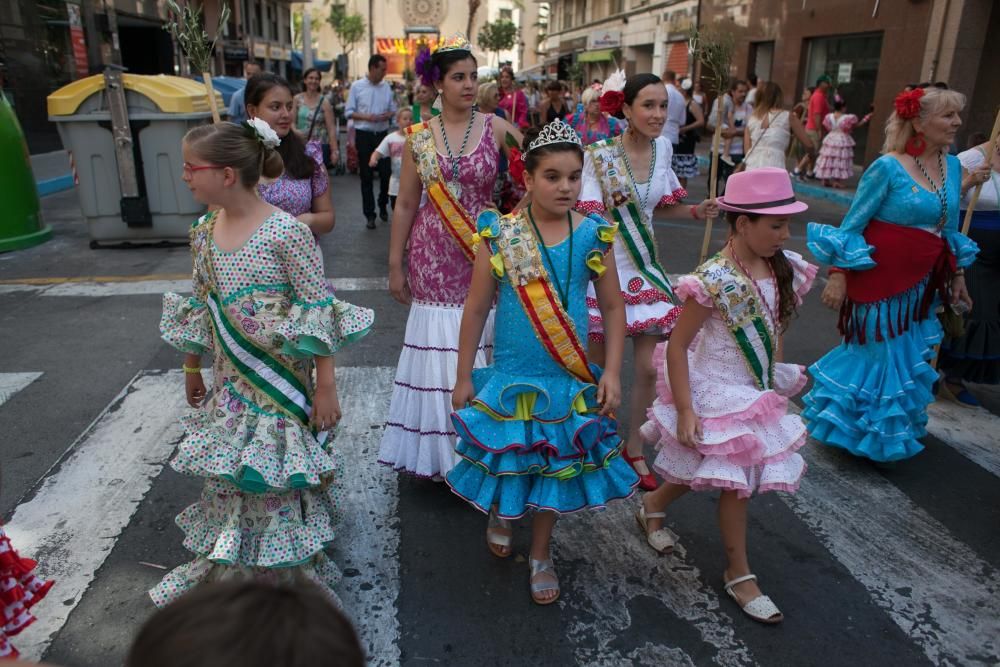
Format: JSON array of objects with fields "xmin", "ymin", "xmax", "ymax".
[{"xmin": 183, "ymin": 162, "xmax": 225, "ymax": 178}]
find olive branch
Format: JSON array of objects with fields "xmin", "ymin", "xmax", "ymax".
[{"xmin": 164, "ymin": 0, "xmax": 230, "ymax": 122}]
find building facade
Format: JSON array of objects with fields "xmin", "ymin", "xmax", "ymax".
[{"xmin": 699, "ymin": 0, "xmax": 998, "ymax": 163}]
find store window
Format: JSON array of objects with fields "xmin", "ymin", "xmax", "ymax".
[{"xmin": 805, "ymin": 32, "xmax": 883, "ymax": 161}]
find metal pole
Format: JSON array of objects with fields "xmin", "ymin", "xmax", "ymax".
[{"xmin": 302, "ymin": 4, "xmax": 313, "ymax": 69}]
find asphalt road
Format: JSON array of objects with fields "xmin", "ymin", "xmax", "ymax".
[{"xmin": 1, "ymin": 172, "xmax": 998, "ymax": 666}]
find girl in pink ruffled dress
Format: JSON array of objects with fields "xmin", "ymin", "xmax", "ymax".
[
  {"xmin": 636, "ymin": 168, "xmax": 817, "ymax": 625},
  {"xmin": 0, "ymin": 524, "xmax": 54, "ymax": 659},
  {"xmin": 814, "ymin": 100, "xmax": 870, "ymax": 188}
]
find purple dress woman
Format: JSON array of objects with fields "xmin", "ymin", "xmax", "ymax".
[
  {"xmin": 257, "ymin": 141, "xmax": 328, "ymax": 216},
  {"xmin": 378, "ymin": 114, "xmax": 498, "ymax": 478}
]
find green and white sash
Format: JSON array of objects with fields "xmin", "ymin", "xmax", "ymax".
[
  {"xmin": 693, "ymin": 255, "xmax": 775, "ymax": 390},
  {"xmin": 587, "ymin": 137, "xmax": 676, "ymax": 302},
  {"xmin": 190, "ymin": 213, "xmax": 327, "ymax": 442}
]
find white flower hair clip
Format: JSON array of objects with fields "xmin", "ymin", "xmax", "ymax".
[{"xmin": 245, "ymin": 117, "xmax": 281, "ymax": 149}]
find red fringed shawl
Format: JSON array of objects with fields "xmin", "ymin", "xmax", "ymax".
[{"xmin": 839, "ymin": 220, "xmax": 956, "ymax": 344}]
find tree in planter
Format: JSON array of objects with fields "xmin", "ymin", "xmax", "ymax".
[
  {"xmin": 477, "ymin": 19, "xmax": 518, "ymax": 67},
  {"xmin": 327, "ymin": 3, "xmax": 366, "ymax": 75}
]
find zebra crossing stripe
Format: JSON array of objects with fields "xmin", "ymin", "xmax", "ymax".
[
  {"xmin": 926, "ymin": 401, "xmax": 1000, "ymax": 478},
  {"xmin": 5, "ymin": 371, "xmax": 188, "ymax": 660},
  {"xmin": 0, "ymin": 276, "xmax": 388, "ymax": 297},
  {"xmin": 0, "ymin": 372, "xmax": 42, "ymax": 407},
  {"xmin": 781, "ymin": 441, "xmax": 1000, "ymax": 665}
]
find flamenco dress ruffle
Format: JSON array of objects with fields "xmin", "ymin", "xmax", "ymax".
[
  {"xmin": 641, "ymin": 264, "xmax": 814, "ymax": 497},
  {"xmin": 152, "ymin": 281, "xmax": 373, "ymax": 607},
  {"xmin": 447, "ymin": 364, "xmax": 639, "ymax": 519},
  {"xmin": 803, "ymin": 215, "xmax": 979, "ymax": 461},
  {"xmin": 0, "ymin": 526, "xmax": 54, "ymax": 659}
]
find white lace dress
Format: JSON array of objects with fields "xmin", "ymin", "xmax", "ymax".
[{"xmin": 743, "ymin": 110, "xmax": 791, "ymax": 171}]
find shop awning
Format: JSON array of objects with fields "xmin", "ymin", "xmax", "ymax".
[
  {"xmin": 578, "ymin": 49, "xmax": 615, "ymax": 63},
  {"xmin": 290, "ymin": 51, "xmax": 333, "ymax": 72}
]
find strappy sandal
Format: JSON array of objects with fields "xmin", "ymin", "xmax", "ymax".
[
  {"xmin": 622, "ymin": 451, "xmax": 658, "ymax": 491},
  {"xmin": 529, "ymin": 558, "xmax": 560, "ymax": 605},
  {"xmin": 724, "ymin": 573, "xmax": 783, "ymax": 624},
  {"xmin": 635, "ymin": 502, "xmax": 675, "ymax": 555},
  {"xmin": 486, "ymin": 507, "xmax": 513, "ymax": 559}
]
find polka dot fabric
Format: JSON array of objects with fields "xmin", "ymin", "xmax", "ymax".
[
  {"xmin": 153, "ymin": 209, "xmax": 372, "ymax": 608},
  {"xmin": 641, "ymin": 251, "xmax": 818, "ymax": 498}
]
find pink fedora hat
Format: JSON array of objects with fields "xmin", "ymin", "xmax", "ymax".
[{"xmin": 716, "ymin": 167, "xmax": 809, "ymax": 216}]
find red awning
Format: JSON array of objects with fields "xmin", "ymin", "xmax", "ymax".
[{"xmin": 666, "ymin": 42, "xmax": 689, "ymax": 76}]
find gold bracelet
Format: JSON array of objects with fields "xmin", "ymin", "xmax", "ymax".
[{"xmin": 182, "ymin": 364, "xmax": 202, "ymax": 374}]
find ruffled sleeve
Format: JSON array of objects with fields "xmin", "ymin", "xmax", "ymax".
[
  {"xmin": 160, "ymin": 293, "xmax": 212, "ymax": 354},
  {"xmin": 806, "ymin": 156, "xmax": 890, "ymax": 270},
  {"xmin": 475, "ymin": 209, "xmax": 505, "ymax": 280},
  {"xmin": 943, "ymin": 154, "xmax": 981, "ymax": 267},
  {"xmin": 585, "ymin": 213, "xmax": 617, "ymax": 280},
  {"xmin": 577, "ymin": 147, "xmax": 606, "ymax": 214},
  {"xmin": 305, "ymin": 141, "xmax": 329, "ymax": 199},
  {"xmin": 841, "ymin": 114, "xmax": 859, "ymax": 133},
  {"xmin": 782, "ymin": 249, "xmax": 819, "ymax": 306},
  {"xmin": 674, "ymin": 275, "xmax": 713, "ymax": 308},
  {"xmin": 822, "ymin": 113, "xmax": 834, "ymax": 132},
  {"xmin": 272, "ymin": 214, "xmax": 374, "ymax": 356}
]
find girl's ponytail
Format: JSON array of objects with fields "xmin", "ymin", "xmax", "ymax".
[
  {"xmin": 768, "ymin": 250, "xmax": 797, "ymax": 332},
  {"xmin": 261, "ymin": 145, "xmax": 284, "ymax": 179}
]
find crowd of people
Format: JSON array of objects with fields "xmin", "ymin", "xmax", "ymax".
[{"xmin": 2, "ymin": 34, "xmax": 997, "ymax": 664}]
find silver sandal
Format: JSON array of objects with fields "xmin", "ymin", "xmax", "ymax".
[
  {"xmin": 486, "ymin": 507, "xmax": 512, "ymax": 558},
  {"xmin": 529, "ymin": 558, "xmax": 560, "ymax": 605}
]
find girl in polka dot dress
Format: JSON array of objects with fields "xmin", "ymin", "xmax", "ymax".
[
  {"xmin": 153, "ymin": 120, "xmax": 373, "ymax": 608},
  {"xmin": 636, "ymin": 169, "xmax": 816, "ymax": 625}
]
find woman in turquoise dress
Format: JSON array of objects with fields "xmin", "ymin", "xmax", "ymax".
[
  {"xmin": 803, "ymin": 87, "xmax": 977, "ymax": 462},
  {"xmin": 447, "ymin": 120, "xmax": 637, "ymax": 604}
]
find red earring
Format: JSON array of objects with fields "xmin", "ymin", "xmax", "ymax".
[{"xmin": 905, "ymin": 132, "xmax": 927, "ymax": 157}]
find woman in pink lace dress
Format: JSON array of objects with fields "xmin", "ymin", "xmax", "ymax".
[{"xmin": 379, "ymin": 37, "xmax": 523, "ymax": 479}]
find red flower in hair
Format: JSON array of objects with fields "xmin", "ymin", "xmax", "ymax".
[
  {"xmin": 599, "ymin": 91, "xmax": 624, "ymax": 115},
  {"xmin": 508, "ymin": 148, "xmax": 526, "ymax": 188},
  {"xmin": 894, "ymin": 88, "xmax": 924, "ymax": 120}
]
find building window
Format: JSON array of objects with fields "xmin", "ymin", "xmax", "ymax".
[
  {"xmin": 609, "ymin": 0, "xmax": 623, "ymax": 15},
  {"xmin": 281, "ymin": 5, "xmax": 291, "ymax": 44},
  {"xmin": 269, "ymin": 4, "xmax": 278, "ymax": 41},
  {"xmin": 254, "ymin": 1, "xmax": 263, "ymax": 38},
  {"xmin": 575, "ymin": 0, "xmax": 585, "ymax": 25},
  {"xmin": 750, "ymin": 41, "xmax": 774, "ymax": 82},
  {"xmin": 563, "ymin": 0, "xmax": 573, "ymax": 29},
  {"xmin": 499, "ymin": 8, "xmax": 512, "ymax": 21}
]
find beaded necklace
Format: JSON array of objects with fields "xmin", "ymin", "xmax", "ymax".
[
  {"xmin": 527, "ymin": 204, "xmax": 574, "ymax": 308},
  {"xmin": 726, "ymin": 238, "xmax": 780, "ymax": 335},
  {"xmin": 439, "ymin": 109, "xmax": 477, "ymax": 199},
  {"xmin": 913, "ymin": 150, "xmax": 948, "ymax": 232},
  {"xmin": 621, "ymin": 135, "xmax": 656, "ymax": 213}
]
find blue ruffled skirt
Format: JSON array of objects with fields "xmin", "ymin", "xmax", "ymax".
[
  {"xmin": 802, "ymin": 293, "xmax": 942, "ymax": 462},
  {"xmin": 445, "ymin": 364, "xmax": 639, "ymax": 519}
]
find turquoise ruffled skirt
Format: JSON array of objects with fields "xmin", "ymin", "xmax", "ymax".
[
  {"xmin": 446, "ymin": 364, "xmax": 638, "ymax": 519},
  {"xmin": 802, "ymin": 295, "xmax": 942, "ymax": 462}
]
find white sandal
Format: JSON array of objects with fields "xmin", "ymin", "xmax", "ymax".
[
  {"xmin": 486, "ymin": 507, "xmax": 512, "ymax": 559},
  {"xmin": 635, "ymin": 503, "xmax": 675, "ymax": 555},
  {"xmin": 723, "ymin": 573, "xmax": 783, "ymax": 624},
  {"xmin": 529, "ymin": 558, "xmax": 560, "ymax": 605}
]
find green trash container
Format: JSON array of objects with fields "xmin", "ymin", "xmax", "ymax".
[
  {"xmin": 47, "ymin": 73, "xmax": 223, "ymax": 245},
  {"xmin": 0, "ymin": 91, "xmax": 52, "ymax": 252}
]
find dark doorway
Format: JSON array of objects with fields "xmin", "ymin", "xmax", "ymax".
[{"xmin": 117, "ymin": 15, "xmax": 174, "ymax": 75}]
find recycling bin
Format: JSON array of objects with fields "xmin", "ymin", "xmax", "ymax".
[
  {"xmin": 0, "ymin": 91, "xmax": 52, "ymax": 252},
  {"xmin": 47, "ymin": 73, "xmax": 224, "ymax": 245}
]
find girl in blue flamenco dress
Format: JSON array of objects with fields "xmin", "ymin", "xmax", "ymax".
[
  {"xmin": 447, "ymin": 119, "xmax": 637, "ymax": 605},
  {"xmin": 803, "ymin": 87, "xmax": 977, "ymax": 463}
]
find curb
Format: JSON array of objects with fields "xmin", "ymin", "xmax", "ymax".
[
  {"xmin": 695, "ymin": 155, "xmax": 853, "ymax": 208},
  {"xmin": 36, "ymin": 174, "xmax": 74, "ymax": 197}
]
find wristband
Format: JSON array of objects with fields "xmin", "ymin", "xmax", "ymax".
[
  {"xmin": 690, "ymin": 205, "xmax": 700, "ymax": 220},
  {"xmin": 182, "ymin": 364, "xmax": 202, "ymax": 374},
  {"xmin": 828, "ymin": 267, "xmax": 847, "ymax": 276}
]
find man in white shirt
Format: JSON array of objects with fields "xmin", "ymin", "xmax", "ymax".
[
  {"xmin": 345, "ymin": 54, "xmax": 397, "ymax": 228},
  {"xmin": 227, "ymin": 60, "xmax": 262, "ymax": 125},
  {"xmin": 745, "ymin": 74, "xmax": 759, "ymax": 107},
  {"xmin": 705, "ymin": 79, "xmax": 750, "ymax": 195},
  {"xmin": 661, "ymin": 69, "xmax": 688, "ymax": 183}
]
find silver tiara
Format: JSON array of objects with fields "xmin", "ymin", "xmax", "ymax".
[{"xmin": 526, "ymin": 118, "xmax": 582, "ymax": 154}]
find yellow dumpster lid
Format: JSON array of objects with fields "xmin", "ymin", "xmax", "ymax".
[{"xmin": 47, "ymin": 73, "xmax": 224, "ymax": 116}]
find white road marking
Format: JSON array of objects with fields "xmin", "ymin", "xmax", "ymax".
[
  {"xmin": 781, "ymin": 440, "xmax": 1000, "ymax": 665},
  {"xmin": 926, "ymin": 400, "xmax": 1000, "ymax": 478},
  {"xmin": 556, "ymin": 505, "xmax": 755, "ymax": 666},
  {"xmin": 0, "ymin": 276, "xmax": 388, "ymax": 297},
  {"xmin": 328, "ymin": 366, "xmax": 401, "ymax": 666},
  {"xmin": 5, "ymin": 371, "xmax": 189, "ymax": 660},
  {"xmin": 0, "ymin": 372, "xmax": 42, "ymax": 406}
]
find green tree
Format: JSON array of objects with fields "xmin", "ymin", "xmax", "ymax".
[
  {"xmin": 292, "ymin": 9, "xmax": 323, "ymax": 51},
  {"xmin": 327, "ymin": 4, "xmax": 366, "ymax": 61},
  {"xmin": 477, "ymin": 19, "xmax": 518, "ymax": 67}
]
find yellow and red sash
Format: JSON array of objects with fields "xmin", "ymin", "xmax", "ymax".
[
  {"xmin": 405, "ymin": 120, "xmax": 479, "ymax": 262},
  {"xmin": 489, "ymin": 210, "xmax": 597, "ymax": 384}
]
